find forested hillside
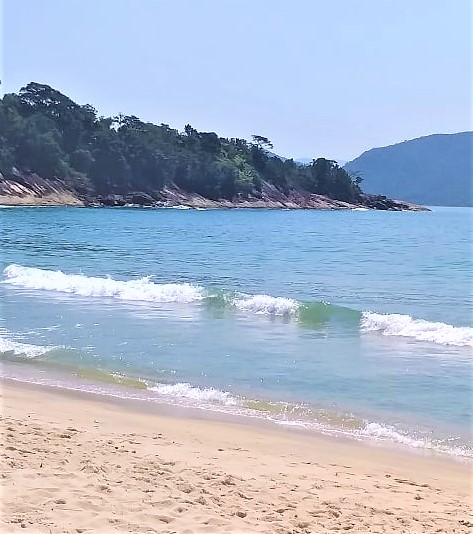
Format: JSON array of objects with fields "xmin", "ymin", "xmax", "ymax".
[
  {"xmin": 344, "ymin": 133, "xmax": 472, "ymax": 206},
  {"xmin": 0, "ymin": 83, "xmax": 362, "ymax": 203}
]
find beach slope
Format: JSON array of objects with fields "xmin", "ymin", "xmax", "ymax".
[{"xmin": 1, "ymin": 380, "xmax": 471, "ymax": 533}]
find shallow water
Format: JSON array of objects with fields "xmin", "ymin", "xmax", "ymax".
[{"xmin": 1, "ymin": 206, "xmax": 471, "ymax": 456}]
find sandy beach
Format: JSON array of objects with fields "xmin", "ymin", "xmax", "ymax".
[{"xmin": 0, "ymin": 380, "xmax": 470, "ymax": 533}]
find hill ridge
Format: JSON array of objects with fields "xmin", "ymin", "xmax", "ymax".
[{"xmin": 344, "ymin": 132, "xmax": 472, "ymax": 206}]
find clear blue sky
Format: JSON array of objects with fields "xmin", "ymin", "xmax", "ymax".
[{"xmin": 2, "ymin": 0, "xmax": 471, "ymax": 160}]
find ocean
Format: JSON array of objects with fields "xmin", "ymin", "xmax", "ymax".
[{"xmin": 1, "ymin": 206, "xmax": 471, "ymax": 457}]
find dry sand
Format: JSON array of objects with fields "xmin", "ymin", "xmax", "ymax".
[{"xmin": 0, "ymin": 379, "xmax": 471, "ymax": 533}]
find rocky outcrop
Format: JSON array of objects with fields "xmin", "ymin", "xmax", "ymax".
[
  {"xmin": 140, "ymin": 183, "xmax": 427, "ymax": 211},
  {"xmin": 96, "ymin": 192, "xmax": 156, "ymax": 207},
  {"xmin": 0, "ymin": 172, "xmax": 427, "ymax": 211},
  {"xmin": 0, "ymin": 169, "xmax": 83, "ymax": 206},
  {"xmin": 358, "ymin": 193, "xmax": 426, "ymax": 211},
  {"xmin": 152, "ymin": 184, "xmax": 361, "ymax": 210}
]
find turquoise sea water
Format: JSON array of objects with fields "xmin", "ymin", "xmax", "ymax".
[{"xmin": 0, "ymin": 206, "xmax": 471, "ymax": 456}]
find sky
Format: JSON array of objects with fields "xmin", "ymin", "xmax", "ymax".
[{"xmin": 1, "ymin": 0, "xmax": 471, "ymax": 161}]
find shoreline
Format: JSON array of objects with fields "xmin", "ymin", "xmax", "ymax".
[
  {"xmin": 2, "ymin": 365, "xmax": 471, "ymax": 461},
  {"xmin": 5, "ymin": 375, "xmax": 473, "ymax": 461},
  {"xmin": 0, "ymin": 196, "xmax": 425, "ymax": 211},
  {"xmin": 0, "ymin": 174, "xmax": 427, "ymax": 211},
  {"xmin": 0, "ymin": 200, "xmax": 426, "ymax": 213},
  {"xmin": 1, "ymin": 378, "xmax": 471, "ymax": 533}
]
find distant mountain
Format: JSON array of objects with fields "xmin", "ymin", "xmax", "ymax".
[{"xmin": 344, "ymin": 132, "xmax": 472, "ymax": 206}]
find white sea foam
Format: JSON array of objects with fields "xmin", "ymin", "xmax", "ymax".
[
  {"xmin": 359, "ymin": 422, "xmax": 471, "ymax": 457},
  {"xmin": 3, "ymin": 264, "xmax": 204, "ymax": 304},
  {"xmin": 361, "ymin": 312, "xmax": 473, "ymax": 348},
  {"xmin": 3, "ymin": 265, "xmax": 300, "ymax": 317},
  {"xmin": 233, "ymin": 294, "xmax": 300, "ymax": 316},
  {"xmin": 360, "ymin": 421, "xmax": 426, "ymax": 448},
  {"xmin": 0, "ymin": 336, "xmax": 55, "ymax": 358},
  {"xmin": 149, "ymin": 382, "xmax": 238, "ymax": 405}
]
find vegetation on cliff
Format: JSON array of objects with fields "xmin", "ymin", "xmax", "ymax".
[{"xmin": 0, "ymin": 82, "xmax": 363, "ymax": 203}]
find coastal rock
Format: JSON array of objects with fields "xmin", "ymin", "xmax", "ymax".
[
  {"xmin": 0, "ymin": 173, "xmax": 427, "ymax": 211},
  {"xmin": 150, "ymin": 183, "xmax": 427, "ymax": 211},
  {"xmin": 0, "ymin": 170, "xmax": 83, "ymax": 206},
  {"xmin": 359, "ymin": 194, "xmax": 425, "ymax": 211},
  {"xmin": 98, "ymin": 194, "xmax": 127, "ymax": 207},
  {"xmin": 124, "ymin": 192, "xmax": 156, "ymax": 206}
]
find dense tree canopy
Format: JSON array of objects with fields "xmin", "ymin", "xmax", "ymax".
[{"xmin": 0, "ymin": 82, "xmax": 362, "ymax": 202}]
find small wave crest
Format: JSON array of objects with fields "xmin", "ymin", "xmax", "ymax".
[
  {"xmin": 233, "ymin": 294, "xmax": 299, "ymax": 316},
  {"xmin": 2, "ymin": 264, "xmax": 301, "ymax": 317},
  {"xmin": 3, "ymin": 264, "xmax": 204, "ymax": 304},
  {"xmin": 0, "ymin": 336, "xmax": 56, "ymax": 358},
  {"xmin": 149, "ymin": 382, "xmax": 238, "ymax": 406},
  {"xmin": 4, "ymin": 265, "xmax": 471, "ymax": 347},
  {"xmin": 361, "ymin": 312, "xmax": 473, "ymax": 348},
  {"xmin": 359, "ymin": 422, "xmax": 471, "ymax": 457},
  {"xmin": 360, "ymin": 421, "xmax": 427, "ymax": 448}
]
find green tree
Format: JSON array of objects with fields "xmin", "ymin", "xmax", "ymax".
[
  {"xmin": 251, "ymin": 135, "xmax": 273, "ymax": 150},
  {"xmin": 0, "ymin": 82, "xmax": 368, "ymax": 204}
]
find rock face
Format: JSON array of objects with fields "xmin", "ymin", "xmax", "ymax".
[
  {"xmin": 0, "ymin": 171, "xmax": 427, "ymax": 211},
  {"xmin": 0, "ymin": 169, "xmax": 83, "ymax": 206},
  {"xmin": 121, "ymin": 183, "xmax": 426, "ymax": 211},
  {"xmin": 96, "ymin": 192, "xmax": 156, "ymax": 207},
  {"xmin": 358, "ymin": 193, "xmax": 424, "ymax": 211}
]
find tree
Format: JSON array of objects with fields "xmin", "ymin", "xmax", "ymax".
[
  {"xmin": 0, "ymin": 82, "xmax": 368, "ymax": 203},
  {"xmin": 251, "ymin": 135, "xmax": 273, "ymax": 150},
  {"xmin": 184, "ymin": 124, "xmax": 197, "ymax": 137}
]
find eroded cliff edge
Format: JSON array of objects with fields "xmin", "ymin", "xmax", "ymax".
[{"xmin": 0, "ymin": 170, "xmax": 426, "ymax": 211}]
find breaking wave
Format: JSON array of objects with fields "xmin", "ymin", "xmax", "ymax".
[
  {"xmin": 149, "ymin": 382, "xmax": 238, "ymax": 406},
  {"xmin": 3, "ymin": 264, "xmax": 204, "ymax": 304},
  {"xmin": 3, "ymin": 264, "xmax": 472, "ymax": 347},
  {"xmin": 0, "ymin": 336, "xmax": 57, "ymax": 358},
  {"xmin": 2, "ymin": 264, "xmax": 301, "ymax": 316},
  {"xmin": 361, "ymin": 312, "xmax": 473, "ymax": 348},
  {"xmin": 233, "ymin": 294, "xmax": 299, "ymax": 316}
]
